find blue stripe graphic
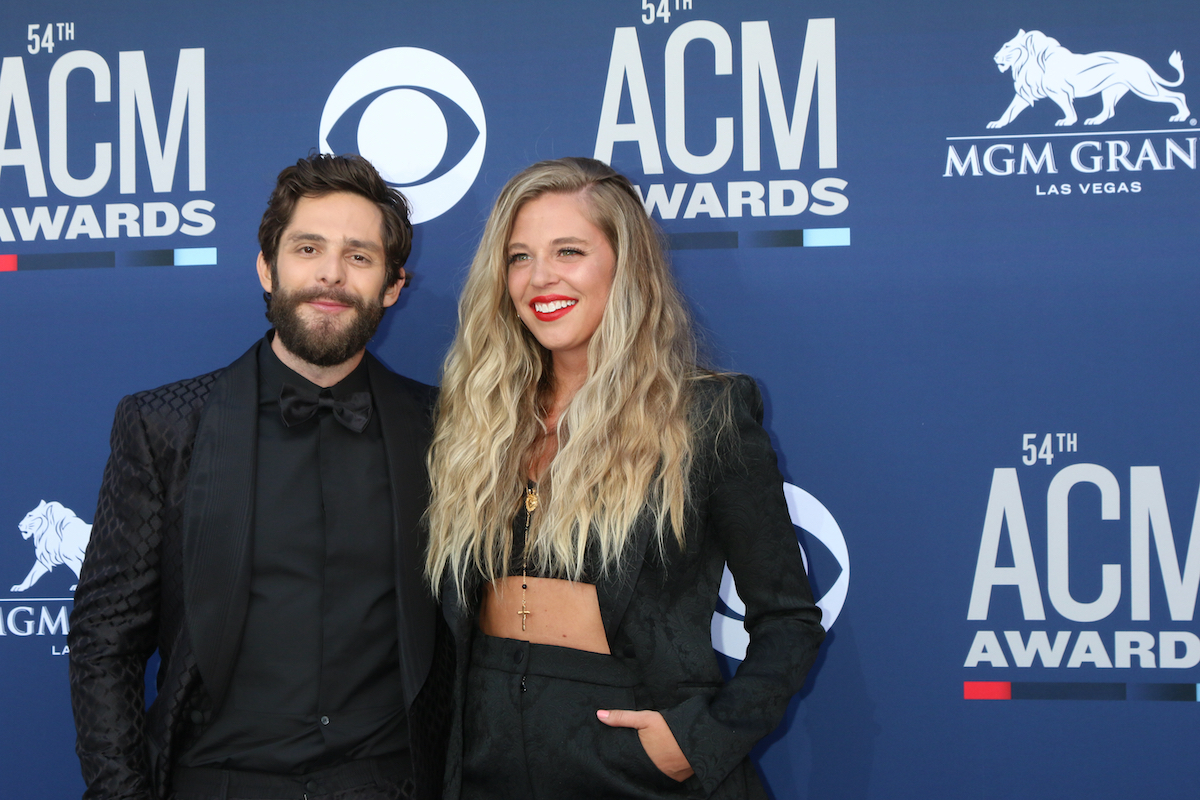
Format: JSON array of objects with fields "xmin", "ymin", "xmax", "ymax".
[
  {"xmin": 803, "ymin": 228, "xmax": 851, "ymax": 247},
  {"xmin": 174, "ymin": 247, "xmax": 218, "ymax": 266}
]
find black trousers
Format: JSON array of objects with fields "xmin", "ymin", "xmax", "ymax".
[
  {"xmin": 461, "ymin": 634, "xmax": 682, "ymax": 800},
  {"xmin": 170, "ymin": 755, "xmax": 415, "ymax": 800}
]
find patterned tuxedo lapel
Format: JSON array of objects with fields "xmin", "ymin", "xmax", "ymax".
[{"xmin": 181, "ymin": 341, "xmax": 260, "ymax": 707}]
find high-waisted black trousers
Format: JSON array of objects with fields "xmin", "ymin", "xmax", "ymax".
[{"xmin": 461, "ymin": 633, "xmax": 683, "ymax": 800}]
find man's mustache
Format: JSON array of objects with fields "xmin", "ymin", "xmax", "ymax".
[{"xmin": 287, "ymin": 286, "xmax": 374, "ymax": 308}]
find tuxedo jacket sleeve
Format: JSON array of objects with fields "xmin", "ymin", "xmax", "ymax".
[
  {"xmin": 644, "ymin": 374, "xmax": 825, "ymax": 795},
  {"xmin": 68, "ymin": 371, "xmax": 217, "ymax": 800}
]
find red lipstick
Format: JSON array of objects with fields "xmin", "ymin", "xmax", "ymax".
[{"xmin": 530, "ymin": 294, "xmax": 578, "ymax": 321}]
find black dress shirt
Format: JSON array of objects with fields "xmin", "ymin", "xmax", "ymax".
[{"xmin": 181, "ymin": 339, "xmax": 407, "ymax": 772}]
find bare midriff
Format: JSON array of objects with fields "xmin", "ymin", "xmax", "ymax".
[{"xmin": 479, "ymin": 575, "xmax": 611, "ymax": 655}]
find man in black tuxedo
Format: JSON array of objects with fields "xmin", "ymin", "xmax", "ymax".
[{"xmin": 68, "ymin": 154, "xmax": 448, "ymax": 800}]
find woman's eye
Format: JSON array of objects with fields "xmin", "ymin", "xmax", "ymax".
[{"xmin": 507, "ymin": 253, "xmax": 529, "ymax": 265}]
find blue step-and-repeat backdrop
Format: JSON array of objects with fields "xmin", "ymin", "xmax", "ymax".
[{"xmin": 1, "ymin": 1, "xmax": 1197, "ymax": 797}]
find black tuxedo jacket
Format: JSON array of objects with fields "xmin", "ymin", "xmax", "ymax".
[
  {"xmin": 440, "ymin": 375, "xmax": 825, "ymax": 800},
  {"xmin": 68, "ymin": 339, "xmax": 450, "ymax": 800}
]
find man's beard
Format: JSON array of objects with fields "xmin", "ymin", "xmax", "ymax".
[{"xmin": 266, "ymin": 284, "xmax": 386, "ymax": 368}]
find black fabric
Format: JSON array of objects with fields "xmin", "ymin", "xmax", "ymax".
[
  {"xmin": 171, "ymin": 754, "xmax": 414, "ymax": 800},
  {"xmin": 442, "ymin": 375, "xmax": 825, "ymax": 800},
  {"xmin": 505, "ymin": 483, "xmax": 536, "ymax": 578},
  {"xmin": 70, "ymin": 371, "xmax": 220, "ymax": 800},
  {"xmin": 181, "ymin": 344, "xmax": 405, "ymax": 773},
  {"xmin": 462, "ymin": 634, "xmax": 679, "ymax": 800},
  {"xmin": 506, "ymin": 482, "xmax": 598, "ymax": 581},
  {"xmin": 279, "ymin": 382, "xmax": 373, "ymax": 432},
  {"xmin": 69, "ymin": 338, "xmax": 450, "ymax": 800}
]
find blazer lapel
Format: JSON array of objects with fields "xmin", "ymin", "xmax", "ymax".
[
  {"xmin": 181, "ymin": 341, "xmax": 260, "ymax": 707},
  {"xmin": 596, "ymin": 512, "xmax": 656, "ymax": 645},
  {"xmin": 368, "ymin": 354, "xmax": 436, "ymax": 708},
  {"xmin": 441, "ymin": 575, "xmax": 475, "ymax": 653}
]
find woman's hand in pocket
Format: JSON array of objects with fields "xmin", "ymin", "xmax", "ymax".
[{"xmin": 596, "ymin": 708, "xmax": 694, "ymax": 782}]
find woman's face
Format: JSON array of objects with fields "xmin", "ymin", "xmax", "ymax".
[{"xmin": 507, "ymin": 192, "xmax": 616, "ymax": 372}]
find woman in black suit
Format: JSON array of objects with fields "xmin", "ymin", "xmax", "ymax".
[{"xmin": 425, "ymin": 157, "xmax": 825, "ymax": 799}]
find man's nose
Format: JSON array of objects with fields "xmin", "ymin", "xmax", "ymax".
[{"xmin": 314, "ymin": 253, "xmax": 346, "ymax": 285}]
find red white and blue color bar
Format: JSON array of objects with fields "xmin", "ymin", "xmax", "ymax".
[
  {"xmin": 0, "ymin": 247, "xmax": 217, "ymax": 272},
  {"xmin": 965, "ymin": 681, "xmax": 1200, "ymax": 701}
]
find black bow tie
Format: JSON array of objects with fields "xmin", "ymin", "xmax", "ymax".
[{"xmin": 279, "ymin": 383, "xmax": 373, "ymax": 433}]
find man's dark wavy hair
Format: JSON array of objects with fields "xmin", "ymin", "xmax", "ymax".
[{"xmin": 258, "ymin": 153, "xmax": 413, "ymax": 287}]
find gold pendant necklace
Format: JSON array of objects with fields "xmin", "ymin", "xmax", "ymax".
[{"xmin": 519, "ymin": 485, "xmax": 538, "ymax": 632}]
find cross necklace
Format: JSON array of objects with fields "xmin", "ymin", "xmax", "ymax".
[{"xmin": 519, "ymin": 485, "xmax": 539, "ymax": 631}]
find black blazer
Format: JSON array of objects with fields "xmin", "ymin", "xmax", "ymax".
[
  {"xmin": 68, "ymin": 339, "xmax": 449, "ymax": 800},
  {"xmin": 441, "ymin": 375, "xmax": 825, "ymax": 799}
]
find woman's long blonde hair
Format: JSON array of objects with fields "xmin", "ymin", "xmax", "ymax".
[{"xmin": 426, "ymin": 157, "xmax": 700, "ymax": 598}]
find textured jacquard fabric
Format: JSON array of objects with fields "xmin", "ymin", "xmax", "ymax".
[
  {"xmin": 70, "ymin": 371, "xmax": 220, "ymax": 800},
  {"xmin": 442, "ymin": 374, "xmax": 825, "ymax": 800},
  {"xmin": 462, "ymin": 634, "xmax": 680, "ymax": 800},
  {"xmin": 69, "ymin": 347, "xmax": 452, "ymax": 800}
]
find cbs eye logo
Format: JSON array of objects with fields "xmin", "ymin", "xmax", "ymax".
[
  {"xmin": 319, "ymin": 48, "xmax": 486, "ymax": 224},
  {"xmin": 711, "ymin": 482, "xmax": 848, "ymax": 661}
]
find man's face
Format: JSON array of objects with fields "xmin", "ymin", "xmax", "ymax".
[{"xmin": 257, "ymin": 192, "xmax": 403, "ymax": 368}]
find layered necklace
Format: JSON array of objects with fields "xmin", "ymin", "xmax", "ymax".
[{"xmin": 518, "ymin": 484, "xmax": 539, "ymax": 632}]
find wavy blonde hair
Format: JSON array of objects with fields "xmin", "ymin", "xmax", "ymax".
[{"xmin": 426, "ymin": 157, "xmax": 699, "ymax": 598}]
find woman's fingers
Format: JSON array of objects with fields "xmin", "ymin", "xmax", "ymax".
[
  {"xmin": 596, "ymin": 708, "xmax": 651, "ymax": 728},
  {"xmin": 596, "ymin": 709, "xmax": 694, "ymax": 782}
]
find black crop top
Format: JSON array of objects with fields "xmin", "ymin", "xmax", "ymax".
[
  {"xmin": 507, "ymin": 484, "xmax": 536, "ymax": 578},
  {"xmin": 507, "ymin": 482, "xmax": 596, "ymax": 582}
]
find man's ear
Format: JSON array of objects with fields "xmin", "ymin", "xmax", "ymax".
[
  {"xmin": 382, "ymin": 268, "xmax": 406, "ymax": 308},
  {"xmin": 256, "ymin": 252, "xmax": 273, "ymax": 293}
]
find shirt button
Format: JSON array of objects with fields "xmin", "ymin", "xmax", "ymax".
[
  {"xmin": 320, "ymin": 715, "xmax": 330, "ymax": 726},
  {"xmin": 189, "ymin": 710, "xmax": 204, "ymax": 724},
  {"xmin": 306, "ymin": 780, "xmax": 319, "ymax": 792}
]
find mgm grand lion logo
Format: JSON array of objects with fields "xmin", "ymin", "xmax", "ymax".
[
  {"xmin": 988, "ymin": 29, "xmax": 1190, "ymax": 129},
  {"xmin": 10, "ymin": 501, "xmax": 91, "ymax": 593}
]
